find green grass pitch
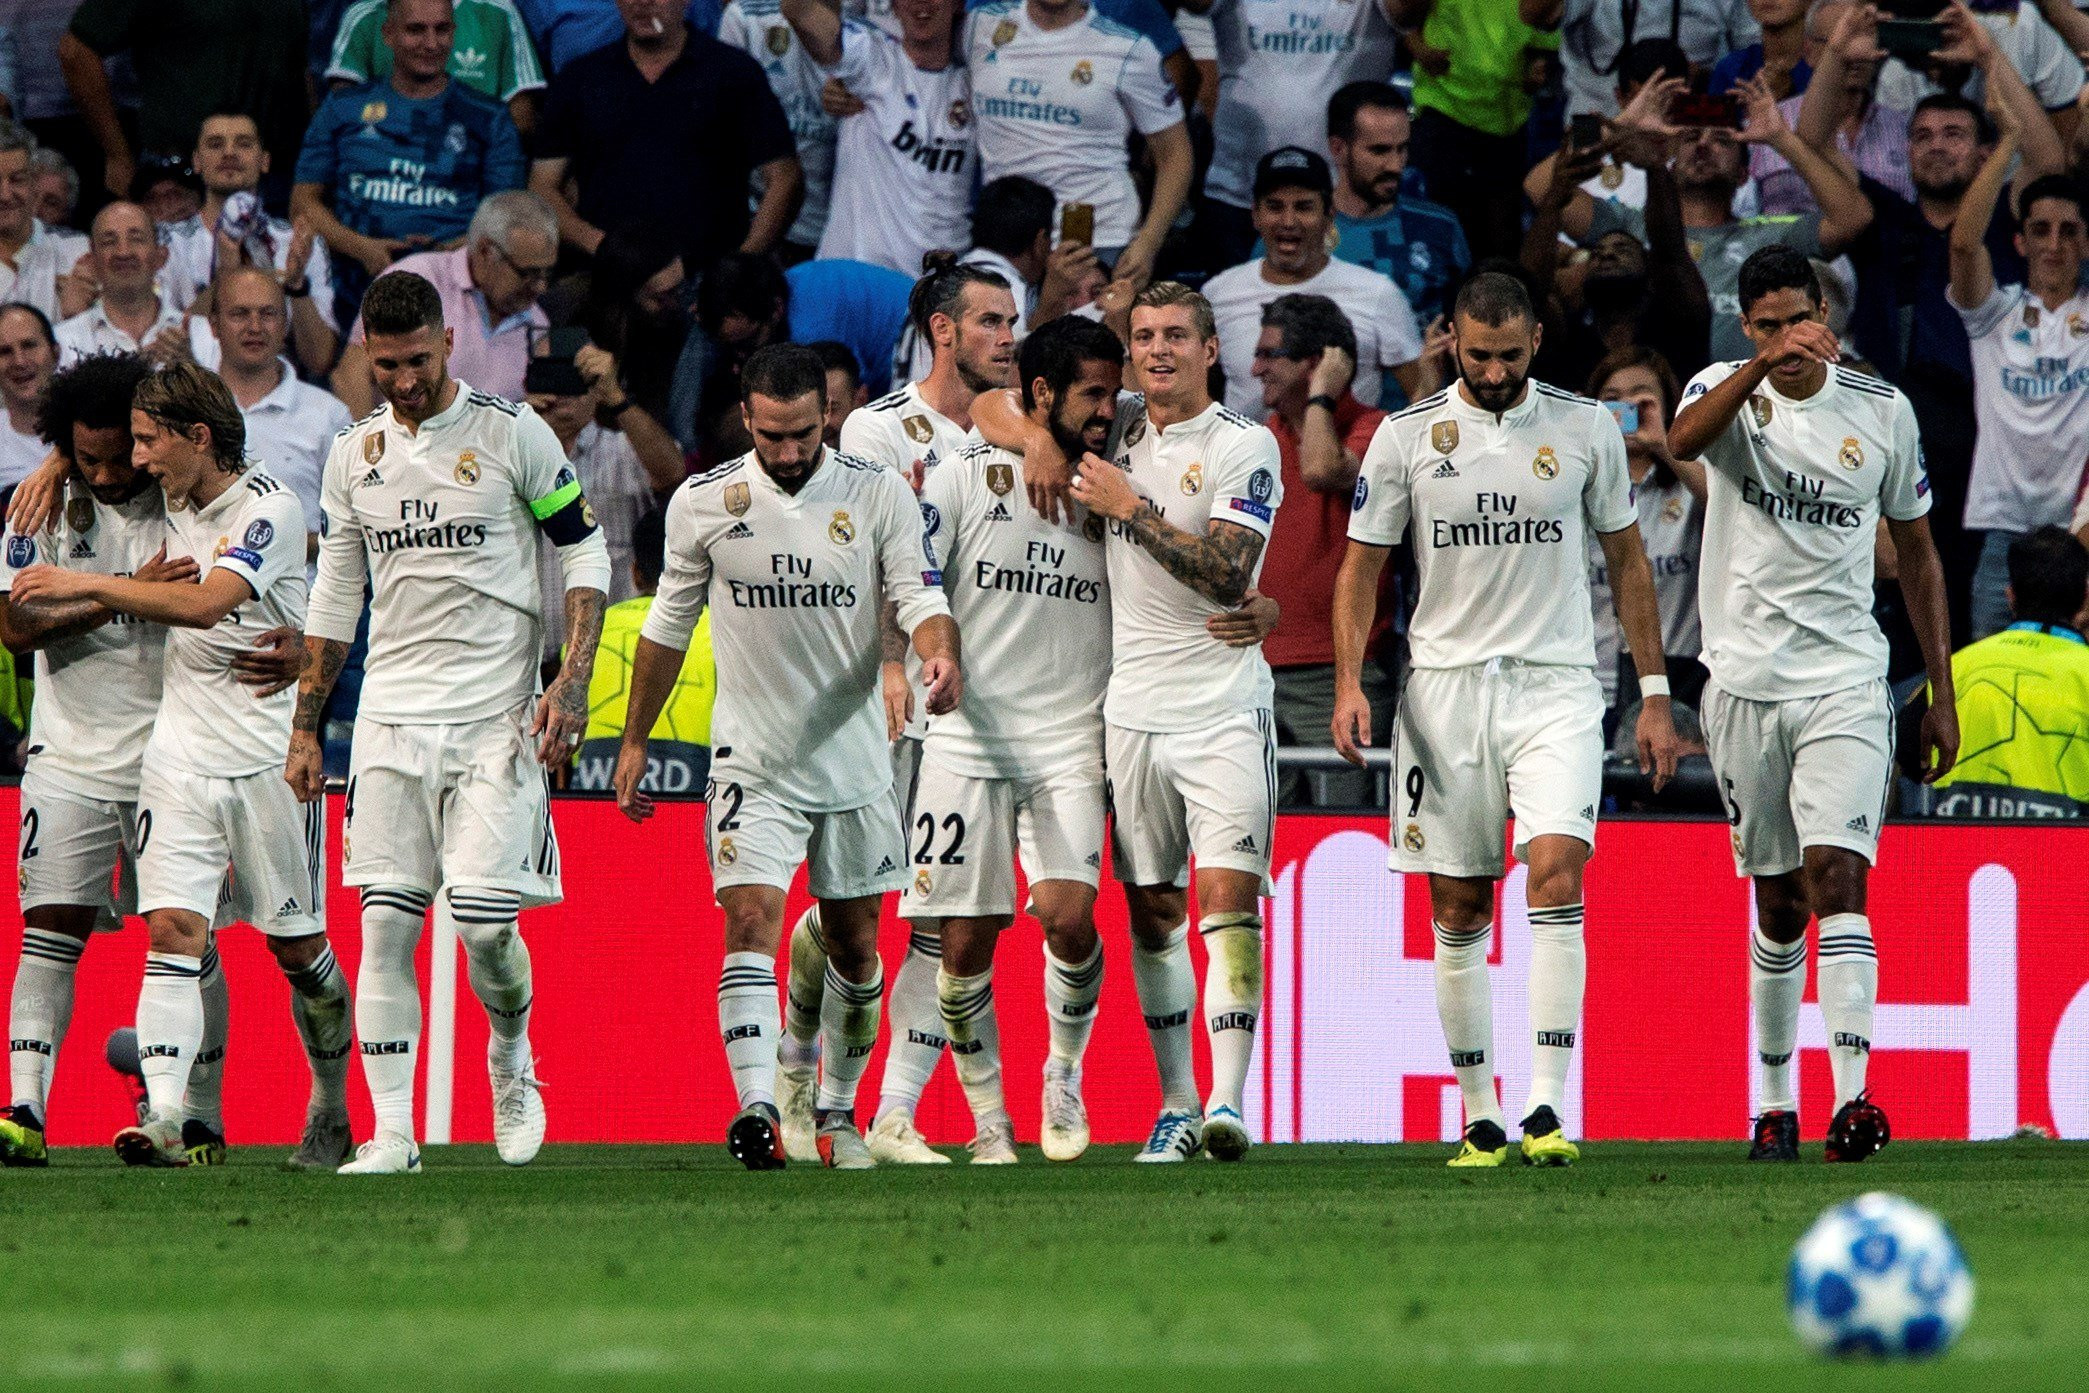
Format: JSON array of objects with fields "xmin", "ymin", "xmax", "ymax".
[{"xmin": 10, "ymin": 1141, "xmax": 2087, "ymax": 1390}]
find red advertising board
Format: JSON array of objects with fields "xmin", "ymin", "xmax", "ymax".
[{"xmin": 7, "ymin": 791, "xmax": 2086, "ymax": 1148}]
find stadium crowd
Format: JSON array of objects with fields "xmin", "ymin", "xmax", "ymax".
[{"xmin": 0, "ymin": 0, "xmax": 2077, "ymax": 813}]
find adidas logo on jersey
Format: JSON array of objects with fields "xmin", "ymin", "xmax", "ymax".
[
  {"xmin": 1845, "ymin": 814, "xmax": 1870, "ymax": 833},
  {"xmin": 1085, "ymin": 850, "xmax": 1102, "ymax": 868},
  {"xmin": 359, "ymin": 467, "xmax": 384, "ymax": 487},
  {"xmin": 725, "ymin": 522, "xmax": 754, "ymax": 539},
  {"xmin": 985, "ymin": 500, "xmax": 1012, "ymax": 522},
  {"xmin": 276, "ymin": 897, "xmax": 300, "ymax": 916},
  {"xmin": 875, "ymin": 855, "xmax": 897, "ymax": 874},
  {"xmin": 1431, "ymin": 460, "xmax": 1458, "ymax": 478},
  {"xmin": 1579, "ymin": 805, "xmax": 1596, "ymax": 821},
  {"xmin": 1230, "ymin": 834, "xmax": 1257, "ymax": 853},
  {"xmin": 67, "ymin": 539, "xmax": 94, "ymax": 559}
]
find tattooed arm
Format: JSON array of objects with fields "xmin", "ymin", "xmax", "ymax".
[
  {"xmin": 1069, "ymin": 450, "xmax": 1264, "ymax": 605},
  {"xmin": 534, "ymin": 586, "xmax": 607, "ymax": 767},
  {"xmin": 284, "ymin": 636, "xmax": 350, "ymax": 802}
]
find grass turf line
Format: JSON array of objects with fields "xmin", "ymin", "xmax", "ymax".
[{"xmin": 7, "ymin": 1141, "xmax": 2086, "ymax": 1391}]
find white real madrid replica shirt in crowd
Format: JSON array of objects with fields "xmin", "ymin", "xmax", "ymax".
[
  {"xmin": 1952, "ymin": 283, "xmax": 2089, "ymax": 533},
  {"xmin": 1202, "ymin": 0, "xmax": 1398, "ymax": 210},
  {"xmin": 1589, "ymin": 473, "xmax": 1701, "ymax": 701},
  {"xmin": 1682, "ymin": 362, "xmax": 1930, "ymax": 702},
  {"xmin": 1350, "ymin": 382, "xmax": 1637, "ymax": 671},
  {"xmin": 920, "ymin": 438, "xmax": 1110, "ymax": 779},
  {"xmin": 1201, "ymin": 256, "xmax": 1421, "ymax": 417},
  {"xmin": 151, "ymin": 466, "xmax": 309, "ymax": 779},
  {"xmin": 643, "ymin": 448, "xmax": 953, "ymax": 812},
  {"xmin": 1102, "ymin": 396, "xmax": 1282, "ymax": 732},
  {"xmin": 0, "ymin": 415, "xmax": 47, "ymax": 487},
  {"xmin": 965, "ymin": 0, "xmax": 1184, "ymax": 250},
  {"xmin": 308, "ymin": 382, "xmax": 613, "ymax": 726},
  {"xmin": 0, "ymin": 483, "xmax": 168, "ymax": 801},
  {"xmin": 719, "ymin": 0, "xmax": 840, "ymax": 250},
  {"xmin": 817, "ymin": 19, "xmax": 974, "ymax": 276}
]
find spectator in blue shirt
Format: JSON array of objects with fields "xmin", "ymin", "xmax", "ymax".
[
  {"xmin": 1322, "ymin": 82, "xmax": 1469, "ymax": 336},
  {"xmin": 291, "ymin": 0, "xmax": 525, "ymax": 289}
]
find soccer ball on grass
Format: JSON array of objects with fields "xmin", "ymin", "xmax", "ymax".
[{"xmin": 1786, "ymin": 1192, "xmax": 1973, "ymax": 1359}]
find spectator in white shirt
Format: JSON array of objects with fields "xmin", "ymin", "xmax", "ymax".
[
  {"xmin": 1200, "ymin": 146, "xmax": 1424, "ymax": 417},
  {"xmin": 210, "ymin": 265, "xmax": 354, "ymax": 556},
  {"xmin": 54, "ymin": 201, "xmax": 185, "ymax": 366},
  {"xmin": 28, "ymin": 146, "xmax": 79, "ymax": 233},
  {"xmin": 0, "ymin": 119, "xmax": 87, "ymax": 323},
  {"xmin": 0, "ymin": 304, "xmax": 57, "ymax": 486}
]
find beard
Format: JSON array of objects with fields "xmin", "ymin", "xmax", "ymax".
[
  {"xmin": 1459, "ymin": 362, "xmax": 1528, "ymax": 414},
  {"xmin": 1912, "ymin": 171, "xmax": 1972, "ymax": 203}
]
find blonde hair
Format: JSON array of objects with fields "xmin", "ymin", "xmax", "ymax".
[{"xmin": 1131, "ymin": 280, "xmax": 1216, "ymax": 341}]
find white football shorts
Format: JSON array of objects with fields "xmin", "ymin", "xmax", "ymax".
[
  {"xmin": 1106, "ymin": 710, "xmax": 1276, "ymax": 893},
  {"xmin": 706, "ymin": 774, "xmax": 908, "ymax": 903},
  {"xmin": 1390, "ymin": 661, "xmax": 1605, "ymax": 879},
  {"xmin": 344, "ymin": 704, "xmax": 562, "ymax": 906},
  {"xmin": 1702, "ymin": 678, "xmax": 1894, "ymax": 878},
  {"xmin": 899, "ymin": 749, "xmax": 1105, "ymax": 919},
  {"xmin": 17, "ymin": 770, "xmax": 136, "ymax": 920},
  {"xmin": 135, "ymin": 761, "xmax": 324, "ymax": 937}
]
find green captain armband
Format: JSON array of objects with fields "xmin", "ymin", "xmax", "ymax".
[{"xmin": 530, "ymin": 477, "xmax": 598, "ymax": 546}]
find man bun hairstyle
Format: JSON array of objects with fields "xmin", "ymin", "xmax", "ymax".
[
  {"xmin": 909, "ymin": 251, "xmax": 1010, "ymax": 339},
  {"xmin": 740, "ymin": 343, "xmax": 829, "ymax": 407},
  {"xmin": 133, "ymin": 361, "xmax": 247, "ymax": 471},
  {"xmin": 1018, "ymin": 314, "xmax": 1123, "ymax": 413},
  {"xmin": 361, "ymin": 270, "xmax": 446, "ymax": 337}
]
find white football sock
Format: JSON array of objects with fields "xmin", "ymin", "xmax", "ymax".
[
  {"xmin": 446, "ymin": 888, "xmax": 532, "ymax": 1076},
  {"xmin": 136, "ymin": 951, "xmax": 205, "ymax": 1121},
  {"xmin": 780, "ymin": 904, "xmax": 827, "ymax": 1069},
  {"xmin": 9, "ymin": 927, "xmax": 86, "ymax": 1122},
  {"xmin": 1199, "ymin": 913, "xmax": 1262, "ymax": 1117},
  {"xmin": 1041, "ymin": 940, "xmax": 1103, "ymax": 1065},
  {"xmin": 1433, "ymin": 921, "xmax": 1502, "ymax": 1129},
  {"xmin": 873, "ymin": 928, "xmax": 944, "ymax": 1122},
  {"xmin": 282, "ymin": 940, "xmax": 353, "ymax": 1112},
  {"xmin": 1524, "ymin": 903, "xmax": 1584, "ymax": 1121},
  {"xmin": 182, "ymin": 945, "xmax": 229, "ymax": 1131},
  {"xmin": 355, "ymin": 887, "xmax": 430, "ymax": 1141},
  {"xmin": 717, "ymin": 951, "xmax": 780, "ymax": 1111},
  {"xmin": 1751, "ymin": 925, "xmax": 1806, "ymax": 1112},
  {"xmin": 817, "ymin": 961, "xmax": 884, "ymax": 1115},
  {"xmin": 937, "ymin": 965, "xmax": 1003, "ymax": 1122},
  {"xmin": 1816, "ymin": 913, "xmax": 1877, "ymax": 1110},
  {"xmin": 1131, "ymin": 922, "xmax": 1199, "ymax": 1114}
]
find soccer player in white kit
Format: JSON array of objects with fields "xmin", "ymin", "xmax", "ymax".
[
  {"xmin": 906, "ymin": 315, "xmax": 1121, "ymax": 1163},
  {"xmin": 0, "ymin": 355, "xmax": 312, "ymax": 1167},
  {"xmin": 615, "ymin": 344, "xmax": 960, "ymax": 1171},
  {"xmin": 782, "ymin": 259, "xmax": 1016, "ymax": 1165},
  {"xmin": 1334, "ymin": 272, "xmax": 1682, "ymax": 1168},
  {"xmin": 1669, "ymin": 247, "xmax": 1958, "ymax": 1163},
  {"xmin": 1065, "ymin": 281, "xmax": 1281, "ymax": 1163},
  {"xmin": 10, "ymin": 363, "xmax": 352, "ymax": 1169},
  {"xmin": 288, "ymin": 272, "xmax": 612, "ymax": 1176}
]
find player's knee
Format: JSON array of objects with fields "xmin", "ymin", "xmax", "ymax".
[
  {"xmin": 1802, "ymin": 850, "xmax": 1868, "ymax": 919},
  {"xmin": 265, "ymin": 932, "xmax": 326, "ymax": 974},
  {"xmin": 1124, "ymin": 887, "xmax": 1185, "ymax": 948},
  {"xmin": 1037, "ymin": 910, "xmax": 1098, "ymax": 964},
  {"xmin": 1753, "ymin": 876, "xmax": 1810, "ymax": 944},
  {"xmin": 144, "ymin": 911, "xmax": 206, "ymax": 957},
  {"xmin": 1524, "ymin": 863, "xmax": 1584, "ymax": 911}
]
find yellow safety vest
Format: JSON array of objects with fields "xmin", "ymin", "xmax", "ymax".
[{"xmin": 1935, "ymin": 623, "xmax": 2089, "ymax": 806}]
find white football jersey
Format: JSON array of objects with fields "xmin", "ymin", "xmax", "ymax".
[
  {"xmin": 309, "ymin": 382, "xmax": 612, "ymax": 726},
  {"xmin": 0, "ymin": 483, "xmax": 168, "ymax": 801},
  {"xmin": 841, "ymin": 381, "xmax": 972, "ymax": 740},
  {"xmin": 920, "ymin": 438, "xmax": 1110, "ymax": 778},
  {"xmin": 965, "ymin": 0, "xmax": 1184, "ymax": 248},
  {"xmin": 1954, "ymin": 282, "xmax": 2089, "ymax": 531},
  {"xmin": 817, "ymin": 20, "xmax": 974, "ymax": 276},
  {"xmin": 1350, "ymin": 382, "xmax": 1637, "ymax": 671},
  {"xmin": 1103, "ymin": 397, "xmax": 1282, "ymax": 732},
  {"xmin": 1589, "ymin": 472, "xmax": 1702, "ymax": 701},
  {"xmin": 1683, "ymin": 362, "xmax": 1929, "ymax": 701},
  {"xmin": 149, "ymin": 467, "xmax": 308, "ymax": 779},
  {"xmin": 642, "ymin": 448, "xmax": 953, "ymax": 812},
  {"xmin": 718, "ymin": 0, "xmax": 839, "ymax": 249},
  {"xmin": 1204, "ymin": 0, "xmax": 1398, "ymax": 209}
]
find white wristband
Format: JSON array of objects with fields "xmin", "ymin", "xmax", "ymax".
[{"xmin": 1639, "ymin": 674, "xmax": 1671, "ymax": 698}]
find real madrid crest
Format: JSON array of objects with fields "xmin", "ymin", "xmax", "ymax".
[
  {"xmin": 915, "ymin": 868, "xmax": 933, "ymax": 895},
  {"xmin": 2025, "ymin": 305, "xmax": 2042, "ymax": 328},
  {"xmin": 363, "ymin": 432, "xmax": 385, "ymax": 465},
  {"xmin": 1838, "ymin": 436, "xmax": 1863, "ymax": 470},
  {"xmin": 985, "ymin": 462, "xmax": 1014, "ymax": 496},
  {"xmin": 903, "ymin": 414, "xmax": 934, "ymax": 445},
  {"xmin": 829, "ymin": 509, "xmax": 855, "ymax": 545},
  {"xmin": 1179, "ymin": 462, "xmax": 1203, "ymax": 496},
  {"xmin": 359, "ymin": 100, "xmax": 388, "ymax": 125},
  {"xmin": 1070, "ymin": 60, "xmax": 1093, "ymax": 85},
  {"xmin": 2070, "ymin": 313, "xmax": 2087, "ymax": 338},
  {"xmin": 1430, "ymin": 420, "xmax": 1458, "ymax": 455},
  {"xmin": 1662, "ymin": 496, "xmax": 1684, "ymax": 523},
  {"xmin": 67, "ymin": 495, "xmax": 94, "ymax": 534},
  {"xmin": 717, "ymin": 835, "xmax": 738, "ymax": 866},
  {"xmin": 1599, "ymin": 162, "xmax": 1624, "ymax": 190},
  {"xmin": 766, "ymin": 23, "xmax": 791, "ymax": 55},
  {"xmin": 1123, "ymin": 415, "xmax": 1146, "ymax": 446},
  {"xmin": 992, "ymin": 17, "xmax": 1017, "ymax": 44},
  {"xmin": 1532, "ymin": 445, "xmax": 1559, "ymax": 480},
  {"xmin": 1403, "ymin": 823, "xmax": 1425, "ymax": 853},
  {"xmin": 724, "ymin": 481, "xmax": 750, "ymax": 517},
  {"xmin": 1749, "ymin": 394, "xmax": 1773, "ymax": 429},
  {"xmin": 454, "ymin": 452, "xmax": 480, "ymax": 485},
  {"xmin": 949, "ymin": 99, "xmax": 970, "ymax": 128}
]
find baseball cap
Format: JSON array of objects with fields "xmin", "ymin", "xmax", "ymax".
[{"xmin": 1253, "ymin": 147, "xmax": 1333, "ymax": 204}]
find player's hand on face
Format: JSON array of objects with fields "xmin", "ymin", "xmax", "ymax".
[
  {"xmin": 1330, "ymin": 684, "xmax": 1373, "ymax": 766},
  {"xmin": 1918, "ymin": 700, "xmax": 1960, "ymax": 783},
  {"xmin": 1068, "ymin": 452, "xmax": 1136, "ymax": 521},
  {"xmin": 820, "ymin": 77, "xmax": 866, "ymax": 118},
  {"xmin": 233, "ymin": 625, "xmax": 308, "ymax": 696},
  {"xmin": 7, "ymin": 451, "xmax": 68, "ymax": 535},
  {"xmin": 881, "ymin": 659, "xmax": 913, "ymax": 740},
  {"xmin": 1759, "ymin": 320, "xmax": 1841, "ymax": 370},
  {"xmin": 612, "ymin": 741, "xmax": 654, "ymax": 822},
  {"xmin": 1637, "ymin": 696, "xmax": 1681, "ymax": 792},
  {"xmin": 920, "ymin": 654, "xmax": 961, "ymax": 716},
  {"xmin": 131, "ymin": 545, "xmax": 199, "ymax": 586},
  {"xmin": 531, "ymin": 670, "xmax": 588, "ymax": 768},
  {"xmin": 284, "ymin": 732, "xmax": 325, "ymax": 804}
]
